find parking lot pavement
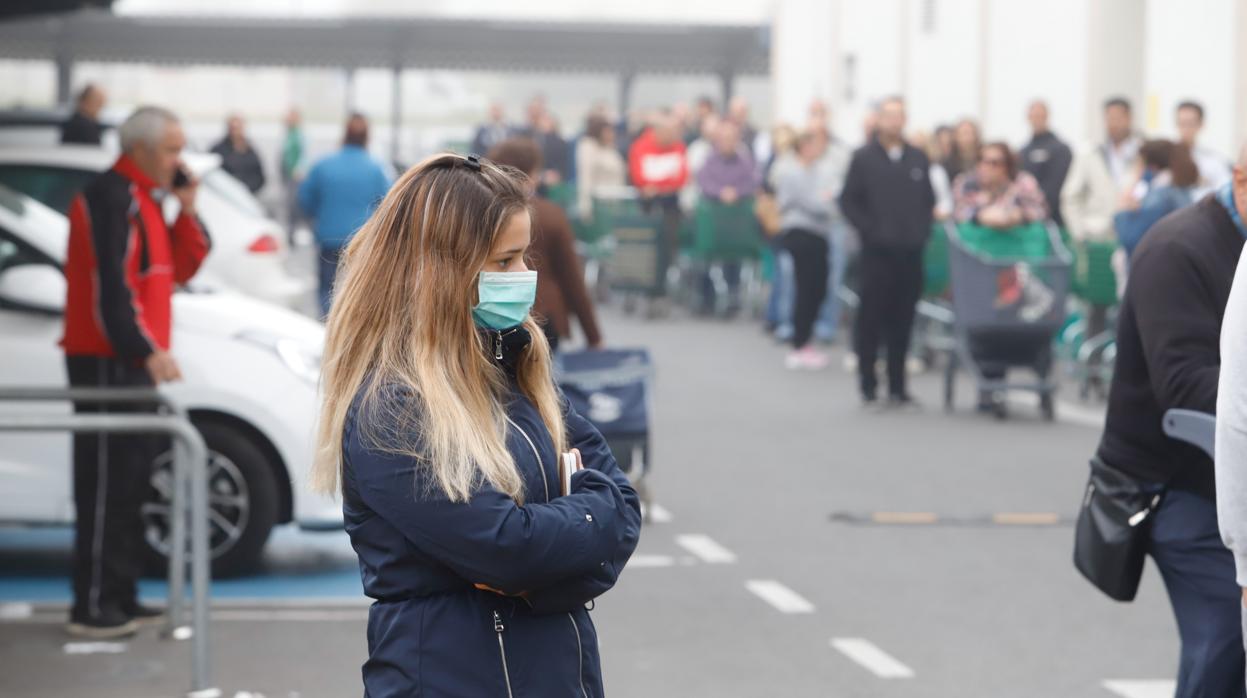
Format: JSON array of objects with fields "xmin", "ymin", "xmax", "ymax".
[{"xmin": 0, "ymin": 305, "xmax": 1186, "ymax": 697}]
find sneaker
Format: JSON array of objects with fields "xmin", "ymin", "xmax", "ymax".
[
  {"xmin": 786, "ymin": 346, "xmax": 830, "ymax": 371},
  {"xmin": 66, "ymin": 610, "xmax": 138, "ymax": 639},
  {"xmin": 887, "ymin": 394, "xmax": 922, "ymax": 411},
  {"xmin": 123, "ymin": 602, "xmax": 165, "ymax": 627}
]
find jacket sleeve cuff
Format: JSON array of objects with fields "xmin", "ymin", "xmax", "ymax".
[{"xmin": 1234, "ymin": 550, "xmax": 1247, "ymax": 588}]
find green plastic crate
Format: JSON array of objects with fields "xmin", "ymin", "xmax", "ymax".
[
  {"xmin": 691, "ymin": 199, "xmax": 763, "ymax": 262},
  {"xmin": 956, "ymin": 221, "xmax": 1053, "ymax": 260},
  {"xmin": 924, "ymin": 223, "xmax": 950, "ymax": 297},
  {"xmin": 1071, "ymin": 239, "xmax": 1119, "ymax": 306},
  {"xmin": 544, "ymin": 182, "xmax": 577, "ymax": 215}
]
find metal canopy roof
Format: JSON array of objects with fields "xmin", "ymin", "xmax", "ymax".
[{"xmin": 0, "ymin": 10, "xmax": 770, "ymax": 76}]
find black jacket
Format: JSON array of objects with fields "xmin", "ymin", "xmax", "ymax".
[
  {"xmin": 1097, "ymin": 196, "xmax": 1244, "ymax": 499},
  {"xmin": 60, "ymin": 113, "xmax": 104, "ymax": 146},
  {"xmin": 210, "ymin": 138, "xmax": 266, "ymax": 193},
  {"xmin": 1020, "ymin": 131, "xmax": 1072, "ymax": 227},
  {"xmin": 839, "ymin": 139, "xmax": 935, "ymax": 253}
]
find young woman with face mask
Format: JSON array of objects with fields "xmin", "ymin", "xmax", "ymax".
[{"xmin": 312, "ymin": 153, "xmax": 642, "ymax": 697}]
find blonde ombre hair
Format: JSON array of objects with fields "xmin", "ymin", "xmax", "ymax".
[{"xmin": 311, "ymin": 153, "xmax": 566, "ymax": 504}]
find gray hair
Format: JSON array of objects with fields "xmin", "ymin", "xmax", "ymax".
[
  {"xmin": 118, "ymin": 106, "xmax": 179, "ymax": 152},
  {"xmin": 1238, "ymin": 143, "xmax": 1247, "ymax": 170}
]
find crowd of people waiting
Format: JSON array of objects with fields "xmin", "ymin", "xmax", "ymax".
[{"xmin": 465, "ymin": 91, "xmax": 1236, "ymax": 406}]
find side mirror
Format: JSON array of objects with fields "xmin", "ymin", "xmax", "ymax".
[{"xmin": 0, "ymin": 264, "xmax": 65, "ymax": 315}]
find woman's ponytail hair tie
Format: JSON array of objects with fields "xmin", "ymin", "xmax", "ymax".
[{"xmin": 462, "ymin": 154, "xmax": 483, "ymax": 172}]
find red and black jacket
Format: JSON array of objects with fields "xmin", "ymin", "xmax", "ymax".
[{"xmin": 61, "ymin": 155, "xmax": 211, "ymax": 361}]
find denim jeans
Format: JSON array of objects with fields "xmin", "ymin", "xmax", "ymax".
[
  {"xmin": 318, "ymin": 244, "xmax": 343, "ymax": 319},
  {"xmin": 814, "ymin": 221, "xmax": 848, "ymax": 342}
]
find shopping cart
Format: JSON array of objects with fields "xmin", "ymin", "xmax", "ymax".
[
  {"xmin": 942, "ymin": 220, "xmax": 1073, "ymax": 420},
  {"xmin": 687, "ymin": 198, "xmax": 766, "ymax": 316},
  {"xmin": 557, "ymin": 348, "xmax": 655, "ymax": 521},
  {"xmin": 591, "ymin": 188, "xmax": 674, "ymax": 317}
]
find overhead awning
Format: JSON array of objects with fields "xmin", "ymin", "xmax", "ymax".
[
  {"xmin": 0, "ymin": 9, "xmax": 770, "ymax": 76},
  {"xmin": 0, "ymin": 1, "xmax": 112, "ymax": 21}
]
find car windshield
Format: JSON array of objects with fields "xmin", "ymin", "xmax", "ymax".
[
  {"xmin": 0, "ymin": 184, "xmax": 69, "ymax": 264},
  {"xmin": 202, "ymin": 168, "xmax": 266, "ymax": 218},
  {"xmin": 0, "ymin": 164, "xmax": 96, "ymax": 214}
]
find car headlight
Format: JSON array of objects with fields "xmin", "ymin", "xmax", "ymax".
[{"xmin": 236, "ymin": 330, "xmax": 322, "ymax": 384}]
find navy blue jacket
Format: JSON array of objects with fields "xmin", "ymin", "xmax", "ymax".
[{"xmin": 342, "ymin": 379, "xmax": 642, "ymax": 697}]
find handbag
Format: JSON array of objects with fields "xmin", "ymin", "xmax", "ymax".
[
  {"xmin": 753, "ymin": 192, "xmax": 782, "ymax": 238},
  {"xmin": 1072, "ymin": 457, "xmax": 1164, "ymax": 602}
]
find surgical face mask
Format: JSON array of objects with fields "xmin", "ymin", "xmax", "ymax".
[{"xmin": 472, "ymin": 271, "xmax": 538, "ymax": 330}]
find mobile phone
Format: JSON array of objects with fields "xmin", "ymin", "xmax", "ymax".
[
  {"xmin": 560, "ymin": 452, "xmax": 579, "ymax": 497},
  {"xmin": 172, "ymin": 167, "xmax": 190, "ymax": 188}
]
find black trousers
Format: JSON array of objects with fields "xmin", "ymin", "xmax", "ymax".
[
  {"xmin": 854, "ymin": 249, "xmax": 924, "ymax": 398},
  {"xmin": 780, "ymin": 229, "xmax": 831, "ymax": 349},
  {"xmin": 640, "ymin": 195, "xmax": 681, "ymax": 299},
  {"xmin": 66, "ymin": 355, "xmax": 159, "ymax": 620}
]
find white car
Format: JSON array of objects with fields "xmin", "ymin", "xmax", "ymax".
[
  {"xmin": 0, "ymin": 145, "xmax": 310, "ymax": 310},
  {"xmin": 0, "ymin": 184, "xmax": 339, "ymax": 576}
]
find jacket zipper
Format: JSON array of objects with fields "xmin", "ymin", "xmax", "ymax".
[
  {"xmin": 506, "ymin": 417, "xmax": 586, "ymax": 696},
  {"xmin": 506, "ymin": 416, "xmax": 551, "ymax": 502},
  {"xmin": 494, "ymin": 610, "xmax": 515, "ymax": 698},
  {"xmin": 568, "ymin": 613, "xmax": 589, "ymax": 698},
  {"xmin": 494, "ymin": 327, "xmax": 521, "ymax": 361}
]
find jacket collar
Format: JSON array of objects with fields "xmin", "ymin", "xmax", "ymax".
[
  {"xmin": 871, "ymin": 137, "xmax": 909, "ymax": 161},
  {"xmin": 1217, "ymin": 183, "xmax": 1247, "ymax": 239},
  {"xmin": 112, "ymin": 154, "xmax": 159, "ymax": 194}
]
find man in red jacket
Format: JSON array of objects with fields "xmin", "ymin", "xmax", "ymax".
[
  {"xmin": 627, "ymin": 111, "xmax": 688, "ymax": 311},
  {"xmin": 61, "ymin": 106, "xmax": 211, "ymax": 638}
]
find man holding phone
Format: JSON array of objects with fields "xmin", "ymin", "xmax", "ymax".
[{"xmin": 61, "ymin": 106, "xmax": 211, "ymax": 638}]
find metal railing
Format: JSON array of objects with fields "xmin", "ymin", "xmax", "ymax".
[{"xmin": 0, "ymin": 387, "xmax": 218, "ymax": 698}]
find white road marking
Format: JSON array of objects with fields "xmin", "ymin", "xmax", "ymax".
[
  {"xmin": 745, "ymin": 580, "xmax": 815, "ymax": 614},
  {"xmin": 0, "ymin": 602, "xmax": 33, "ymax": 620},
  {"xmin": 64, "ymin": 641, "xmax": 128, "ymax": 655},
  {"xmin": 628, "ymin": 554, "xmax": 676, "ymax": 568},
  {"xmin": 831, "ymin": 638, "xmax": 915, "ymax": 678},
  {"xmin": 1102, "ymin": 679, "xmax": 1178, "ymax": 698},
  {"xmin": 647, "ymin": 503, "xmax": 674, "ymax": 523},
  {"xmin": 675, "ymin": 534, "xmax": 737, "ymax": 564}
]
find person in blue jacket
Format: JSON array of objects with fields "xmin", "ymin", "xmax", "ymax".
[
  {"xmin": 311, "ymin": 151, "xmax": 642, "ymax": 697},
  {"xmin": 298, "ymin": 113, "xmax": 393, "ymax": 317},
  {"xmin": 1114, "ymin": 139, "xmax": 1198, "ymax": 260}
]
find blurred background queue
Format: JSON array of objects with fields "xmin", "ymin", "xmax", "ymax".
[{"xmin": 1, "ymin": 0, "xmax": 1242, "ymax": 343}]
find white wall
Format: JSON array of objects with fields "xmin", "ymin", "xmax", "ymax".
[
  {"xmin": 982, "ymin": 0, "xmax": 1087, "ymax": 148},
  {"xmin": 833, "ymin": 0, "xmax": 904, "ymax": 140},
  {"xmin": 904, "ymin": 0, "xmax": 980, "ymax": 139},
  {"xmin": 1143, "ymin": 0, "xmax": 1238, "ymax": 158},
  {"xmin": 771, "ymin": 0, "xmax": 838, "ymax": 127}
]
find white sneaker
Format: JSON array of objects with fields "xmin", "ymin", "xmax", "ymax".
[
  {"xmin": 842, "ymin": 353, "xmax": 858, "ymax": 372},
  {"xmin": 786, "ymin": 347, "xmax": 830, "ymax": 371}
]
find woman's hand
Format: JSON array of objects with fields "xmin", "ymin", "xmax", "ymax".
[
  {"xmin": 979, "ymin": 205, "xmax": 1013, "ymax": 230},
  {"xmin": 475, "ymin": 583, "xmax": 529, "ymax": 599}
]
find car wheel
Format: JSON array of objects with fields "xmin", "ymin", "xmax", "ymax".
[{"xmin": 140, "ymin": 419, "xmax": 280, "ymax": 578}]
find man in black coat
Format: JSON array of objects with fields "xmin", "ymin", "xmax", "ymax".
[
  {"xmin": 1093, "ymin": 145, "xmax": 1247, "ymax": 696},
  {"xmin": 210, "ymin": 114, "xmax": 266, "ymax": 194},
  {"xmin": 1019, "ymin": 100, "xmax": 1072, "ymax": 227},
  {"xmin": 61, "ymin": 84, "xmax": 106, "ymax": 146},
  {"xmin": 839, "ymin": 96, "xmax": 935, "ymax": 407}
]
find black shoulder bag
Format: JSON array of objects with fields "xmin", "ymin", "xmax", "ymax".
[{"xmin": 1073, "ymin": 457, "xmax": 1164, "ymax": 602}]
